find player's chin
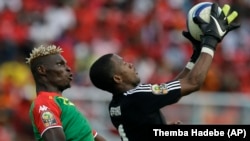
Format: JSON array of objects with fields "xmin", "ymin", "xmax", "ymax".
[
  {"xmin": 63, "ymin": 83, "xmax": 71, "ymax": 89},
  {"xmin": 59, "ymin": 84, "xmax": 71, "ymax": 92},
  {"xmin": 135, "ymin": 74, "xmax": 140, "ymax": 81},
  {"xmin": 133, "ymin": 77, "xmax": 140, "ymax": 87},
  {"xmin": 63, "ymin": 80, "xmax": 72, "ymax": 88},
  {"xmin": 67, "ymin": 81, "xmax": 72, "ymax": 87}
]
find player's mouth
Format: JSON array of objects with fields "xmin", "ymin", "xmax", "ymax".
[{"xmin": 69, "ymin": 73, "xmax": 73, "ymax": 81}]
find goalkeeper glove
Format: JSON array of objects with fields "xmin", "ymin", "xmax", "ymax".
[{"xmin": 194, "ymin": 3, "xmax": 240, "ymax": 50}]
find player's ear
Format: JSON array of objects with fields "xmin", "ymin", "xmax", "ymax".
[
  {"xmin": 37, "ymin": 65, "xmax": 46, "ymax": 75},
  {"xmin": 113, "ymin": 74, "xmax": 122, "ymax": 84}
]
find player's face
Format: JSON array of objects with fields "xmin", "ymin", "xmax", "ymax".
[
  {"xmin": 111, "ymin": 54, "xmax": 140, "ymax": 87},
  {"xmin": 44, "ymin": 54, "xmax": 73, "ymax": 91}
]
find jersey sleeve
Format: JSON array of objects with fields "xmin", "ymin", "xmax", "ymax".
[
  {"xmin": 129, "ymin": 80, "xmax": 181, "ymax": 113},
  {"xmin": 92, "ymin": 130, "xmax": 98, "ymax": 138},
  {"xmin": 32, "ymin": 97, "xmax": 62, "ymax": 136}
]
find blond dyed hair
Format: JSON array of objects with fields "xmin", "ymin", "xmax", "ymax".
[{"xmin": 26, "ymin": 45, "xmax": 63, "ymax": 65}]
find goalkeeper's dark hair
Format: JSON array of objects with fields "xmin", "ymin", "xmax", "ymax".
[{"xmin": 89, "ymin": 54, "xmax": 116, "ymax": 93}]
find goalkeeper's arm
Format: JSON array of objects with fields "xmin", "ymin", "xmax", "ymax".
[{"xmin": 179, "ymin": 3, "xmax": 240, "ymax": 97}]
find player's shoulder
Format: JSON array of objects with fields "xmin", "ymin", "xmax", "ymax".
[
  {"xmin": 36, "ymin": 92, "xmax": 65, "ymax": 102},
  {"xmin": 123, "ymin": 80, "xmax": 181, "ymax": 96},
  {"xmin": 32, "ymin": 93, "xmax": 60, "ymax": 108},
  {"xmin": 124, "ymin": 83, "xmax": 152, "ymax": 96}
]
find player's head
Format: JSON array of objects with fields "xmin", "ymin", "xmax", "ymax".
[
  {"xmin": 26, "ymin": 45, "xmax": 73, "ymax": 92},
  {"xmin": 89, "ymin": 53, "xmax": 140, "ymax": 93}
]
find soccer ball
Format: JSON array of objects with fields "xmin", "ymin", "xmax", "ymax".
[{"xmin": 187, "ymin": 2, "xmax": 221, "ymax": 41}]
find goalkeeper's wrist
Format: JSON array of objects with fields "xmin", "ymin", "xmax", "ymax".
[
  {"xmin": 201, "ymin": 47, "xmax": 214, "ymax": 58},
  {"xmin": 201, "ymin": 36, "xmax": 219, "ymax": 50}
]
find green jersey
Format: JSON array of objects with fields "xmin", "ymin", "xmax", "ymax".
[{"xmin": 29, "ymin": 91, "xmax": 95, "ymax": 141}]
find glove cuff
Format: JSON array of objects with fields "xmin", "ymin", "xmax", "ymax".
[
  {"xmin": 201, "ymin": 36, "xmax": 219, "ymax": 50},
  {"xmin": 201, "ymin": 47, "xmax": 214, "ymax": 58}
]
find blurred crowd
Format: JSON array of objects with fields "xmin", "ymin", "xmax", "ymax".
[{"xmin": 0, "ymin": 0, "xmax": 249, "ymax": 140}]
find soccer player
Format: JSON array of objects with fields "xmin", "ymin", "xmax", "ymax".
[
  {"xmin": 89, "ymin": 3, "xmax": 239, "ymax": 141},
  {"xmin": 27, "ymin": 45, "xmax": 106, "ymax": 141}
]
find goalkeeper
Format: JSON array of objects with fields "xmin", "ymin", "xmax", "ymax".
[{"xmin": 89, "ymin": 3, "xmax": 239, "ymax": 141}]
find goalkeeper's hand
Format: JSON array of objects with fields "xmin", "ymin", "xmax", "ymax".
[
  {"xmin": 193, "ymin": 3, "xmax": 240, "ymax": 50},
  {"xmin": 182, "ymin": 31, "xmax": 201, "ymax": 63}
]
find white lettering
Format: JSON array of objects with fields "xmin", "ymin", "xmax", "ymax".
[
  {"xmin": 153, "ymin": 129, "xmax": 189, "ymax": 136},
  {"xmin": 191, "ymin": 129, "xmax": 224, "ymax": 136},
  {"xmin": 110, "ymin": 106, "xmax": 121, "ymax": 116},
  {"xmin": 39, "ymin": 105, "xmax": 48, "ymax": 113}
]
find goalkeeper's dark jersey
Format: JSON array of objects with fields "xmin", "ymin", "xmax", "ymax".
[{"xmin": 109, "ymin": 80, "xmax": 181, "ymax": 141}]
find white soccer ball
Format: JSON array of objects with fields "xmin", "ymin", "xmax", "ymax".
[{"xmin": 187, "ymin": 2, "xmax": 221, "ymax": 41}]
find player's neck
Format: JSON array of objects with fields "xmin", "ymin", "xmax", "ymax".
[{"xmin": 36, "ymin": 85, "xmax": 62, "ymax": 95}]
